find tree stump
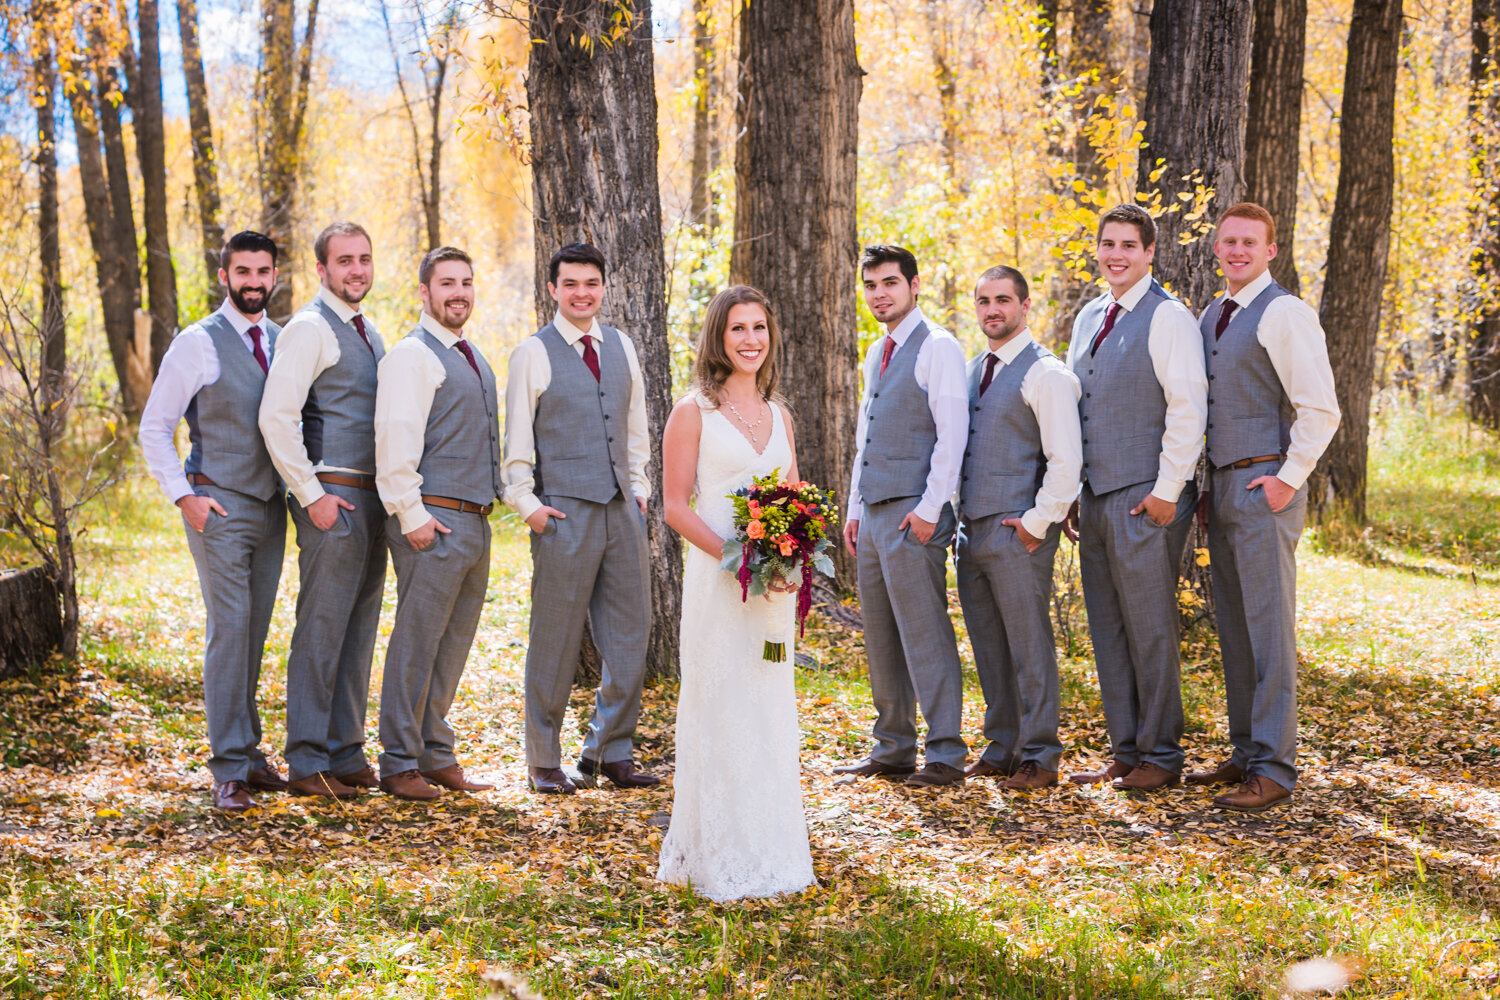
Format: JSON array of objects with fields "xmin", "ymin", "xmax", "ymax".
[{"xmin": 0, "ymin": 567, "xmax": 63, "ymax": 678}]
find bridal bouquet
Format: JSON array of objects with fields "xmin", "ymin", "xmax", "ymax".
[{"xmin": 721, "ymin": 470, "xmax": 839, "ymax": 662}]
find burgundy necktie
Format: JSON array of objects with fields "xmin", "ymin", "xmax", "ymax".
[
  {"xmin": 1089, "ymin": 302, "xmax": 1122, "ymax": 357},
  {"xmin": 580, "ymin": 335, "xmax": 601, "ymax": 382},
  {"xmin": 978, "ymin": 352, "xmax": 1000, "ymax": 396},
  {"xmin": 455, "ymin": 339, "xmax": 482, "ymax": 379},
  {"xmin": 1214, "ymin": 299, "xmax": 1239, "ymax": 340},
  {"xmin": 351, "ymin": 314, "xmax": 374, "ymax": 354},
  {"xmin": 247, "ymin": 325, "xmax": 269, "ymax": 375},
  {"xmin": 878, "ymin": 336, "xmax": 897, "ymax": 377}
]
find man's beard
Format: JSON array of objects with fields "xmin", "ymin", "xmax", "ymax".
[
  {"xmin": 333, "ymin": 280, "xmax": 369, "ymax": 305},
  {"xmin": 438, "ymin": 301, "xmax": 471, "ymax": 329},
  {"xmin": 229, "ymin": 283, "xmax": 269, "ymax": 315}
]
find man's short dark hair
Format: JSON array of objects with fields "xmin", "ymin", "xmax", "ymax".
[
  {"xmin": 220, "ymin": 230, "xmax": 278, "ymax": 270},
  {"xmin": 975, "ymin": 265, "xmax": 1029, "ymax": 301},
  {"xmin": 1096, "ymin": 204, "xmax": 1157, "ymax": 248},
  {"xmin": 548, "ymin": 243, "xmax": 607, "ymax": 285},
  {"xmin": 419, "ymin": 246, "xmax": 473, "ymax": 286},
  {"xmin": 313, "ymin": 221, "xmax": 372, "ymax": 265},
  {"xmin": 859, "ymin": 245, "xmax": 919, "ymax": 283}
]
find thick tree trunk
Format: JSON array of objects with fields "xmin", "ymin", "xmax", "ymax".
[
  {"xmin": 1470, "ymin": 0, "xmax": 1500, "ymax": 429},
  {"xmin": 177, "ymin": 0, "xmax": 225, "ymax": 313},
  {"xmin": 688, "ymin": 0, "xmax": 717, "ymax": 230},
  {"xmin": 527, "ymin": 0, "xmax": 682, "ymax": 680},
  {"xmin": 923, "ymin": 0, "xmax": 961, "ymax": 329},
  {"xmin": 34, "ymin": 10, "xmax": 64, "ymax": 397},
  {"xmin": 259, "ymin": 0, "xmax": 319, "ymax": 323},
  {"xmin": 730, "ymin": 0, "xmax": 862, "ymax": 588},
  {"xmin": 1311, "ymin": 0, "xmax": 1404, "ymax": 523},
  {"xmin": 1139, "ymin": 0, "xmax": 1252, "ymax": 312},
  {"xmin": 136, "ymin": 0, "xmax": 178, "ymax": 373},
  {"xmin": 425, "ymin": 56, "xmax": 447, "ymax": 249},
  {"xmin": 1245, "ymin": 0, "xmax": 1306, "ymax": 295},
  {"xmin": 0, "ymin": 568, "xmax": 64, "ymax": 678}
]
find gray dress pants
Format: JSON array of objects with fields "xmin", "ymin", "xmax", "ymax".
[
  {"xmin": 378, "ymin": 504, "xmax": 490, "ymax": 778},
  {"xmin": 1078, "ymin": 481, "xmax": 1196, "ymax": 773},
  {"xmin": 955, "ymin": 512, "xmax": 1064, "ymax": 772},
  {"xmin": 857, "ymin": 499, "xmax": 967, "ymax": 769},
  {"xmin": 1207, "ymin": 464, "xmax": 1306, "ymax": 791},
  {"xmin": 182, "ymin": 486, "xmax": 286, "ymax": 784},
  {"xmin": 283, "ymin": 481, "xmax": 387, "ymax": 780}
]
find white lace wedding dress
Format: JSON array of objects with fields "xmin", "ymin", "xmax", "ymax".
[{"xmin": 657, "ymin": 392, "xmax": 815, "ymax": 901}]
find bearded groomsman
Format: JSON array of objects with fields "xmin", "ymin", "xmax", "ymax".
[
  {"xmin": 258, "ymin": 222, "xmax": 387, "ymax": 800},
  {"xmin": 1064, "ymin": 205, "xmax": 1207, "ymax": 793},
  {"xmin": 835, "ymin": 245, "xmax": 970, "ymax": 788},
  {"xmin": 955, "ymin": 266, "xmax": 1082, "ymax": 791},
  {"xmin": 139, "ymin": 231, "xmax": 287, "ymax": 812},
  {"xmin": 373, "ymin": 247, "xmax": 499, "ymax": 802},
  {"xmin": 502, "ymin": 243, "xmax": 657, "ymax": 796},
  {"xmin": 1187, "ymin": 203, "xmax": 1340, "ymax": 811}
]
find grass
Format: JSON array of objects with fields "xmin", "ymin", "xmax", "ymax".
[{"xmin": 2, "ymin": 404, "xmax": 1500, "ymax": 998}]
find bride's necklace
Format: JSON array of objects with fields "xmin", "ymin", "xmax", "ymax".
[{"xmin": 722, "ymin": 393, "xmax": 767, "ymax": 432}]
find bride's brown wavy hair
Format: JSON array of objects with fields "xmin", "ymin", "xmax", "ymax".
[{"xmin": 693, "ymin": 285, "xmax": 782, "ymax": 405}]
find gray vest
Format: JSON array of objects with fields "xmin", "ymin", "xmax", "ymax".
[
  {"xmin": 1075, "ymin": 281, "xmax": 1173, "ymax": 495},
  {"xmin": 184, "ymin": 313, "xmax": 281, "ymax": 502},
  {"xmin": 859, "ymin": 322, "xmax": 939, "ymax": 506},
  {"xmin": 411, "ymin": 327, "xmax": 502, "ymax": 505},
  {"xmin": 300, "ymin": 297, "xmax": 385, "ymax": 472},
  {"xmin": 1200, "ymin": 281, "xmax": 1295, "ymax": 468},
  {"xmin": 531, "ymin": 324, "xmax": 633, "ymax": 504},
  {"xmin": 960, "ymin": 342, "xmax": 1048, "ymax": 520}
]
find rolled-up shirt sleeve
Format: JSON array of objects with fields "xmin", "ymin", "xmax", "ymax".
[
  {"xmin": 915, "ymin": 334, "xmax": 970, "ymax": 523},
  {"xmin": 375, "ymin": 338, "xmax": 443, "ymax": 534},
  {"xmin": 258, "ymin": 313, "xmax": 336, "ymax": 508},
  {"xmin": 619, "ymin": 335, "xmax": 652, "ymax": 502},
  {"xmin": 1259, "ymin": 296, "xmax": 1341, "ymax": 489},
  {"xmin": 139, "ymin": 330, "xmax": 212, "ymax": 505},
  {"xmin": 500, "ymin": 337, "xmax": 548, "ymax": 522},
  {"xmin": 1020, "ymin": 361, "xmax": 1083, "ymax": 538},
  {"xmin": 1147, "ymin": 302, "xmax": 1208, "ymax": 502}
]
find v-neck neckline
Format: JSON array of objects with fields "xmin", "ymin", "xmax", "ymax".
[{"xmin": 714, "ymin": 399, "xmax": 778, "ymax": 457}]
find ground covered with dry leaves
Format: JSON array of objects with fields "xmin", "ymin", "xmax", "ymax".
[{"xmin": 3, "ymin": 409, "xmax": 1499, "ymax": 999}]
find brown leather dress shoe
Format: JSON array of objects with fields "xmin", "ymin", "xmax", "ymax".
[
  {"xmin": 1113, "ymin": 761, "xmax": 1181, "ymax": 792},
  {"xmin": 1213, "ymin": 774, "xmax": 1291, "ymax": 811},
  {"xmin": 1068, "ymin": 759, "xmax": 1132, "ymax": 785},
  {"xmin": 833, "ymin": 757, "xmax": 917, "ymax": 779},
  {"xmin": 964, "ymin": 758, "xmax": 1015, "ymax": 780},
  {"xmin": 1184, "ymin": 758, "xmax": 1246, "ymax": 787},
  {"xmin": 903, "ymin": 762, "xmax": 966, "ymax": 788},
  {"xmin": 527, "ymin": 767, "xmax": 577, "ymax": 795},
  {"xmin": 246, "ymin": 764, "xmax": 288, "ymax": 793},
  {"xmin": 380, "ymin": 770, "xmax": 441, "ymax": 801},
  {"xmin": 1002, "ymin": 760, "xmax": 1059, "ymax": 790},
  {"xmin": 288, "ymin": 772, "xmax": 357, "ymax": 799},
  {"xmin": 577, "ymin": 758, "xmax": 661, "ymax": 789},
  {"xmin": 335, "ymin": 766, "xmax": 380, "ymax": 790},
  {"xmin": 213, "ymin": 780, "xmax": 256, "ymax": 812},
  {"xmin": 422, "ymin": 764, "xmax": 495, "ymax": 792}
]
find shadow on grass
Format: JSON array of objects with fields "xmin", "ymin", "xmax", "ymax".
[{"xmin": 0, "ymin": 661, "xmax": 113, "ymax": 769}]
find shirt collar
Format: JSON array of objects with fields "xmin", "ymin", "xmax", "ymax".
[
  {"xmin": 888, "ymin": 306, "xmax": 927, "ymax": 345},
  {"xmin": 553, "ymin": 312, "xmax": 602, "ymax": 344},
  {"xmin": 317, "ymin": 284, "xmax": 361, "ymax": 324},
  {"xmin": 1229, "ymin": 268, "xmax": 1274, "ymax": 308},
  {"xmin": 989, "ymin": 328, "xmax": 1035, "ymax": 366},
  {"xmin": 420, "ymin": 311, "xmax": 462, "ymax": 348},
  {"xmin": 1114, "ymin": 272, "xmax": 1156, "ymax": 312},
  {"xmin": 216, "ymin": 299, "xmax": 263, "ymax": 334}
]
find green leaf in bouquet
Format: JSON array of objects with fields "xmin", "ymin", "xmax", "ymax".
[
  {"xmin": 812, "ymin": 552, "xmax": 836, "ymax": 577},
  {"xmin": 747, "ymin": 572, "xmax": 769, "ymax": 597},
  {"xmin": 720, "ymin": 538, "xmax": 744, "ymax": 572}
]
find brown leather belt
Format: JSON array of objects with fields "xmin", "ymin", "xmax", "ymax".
[
  {"xmin": 317, "ymin": 472, "xmax": 378, "ymax": 492},
  {"xmin": 1221, "ymin": 453, "xmax": 1282, "ymax": 470},
  {"xmin": 421, "ymin": 494, "xmax": 493, "ymax": 516},
  {"xmin": 187, "ymin": 473, "xmax": 218, "ymax": 487}
]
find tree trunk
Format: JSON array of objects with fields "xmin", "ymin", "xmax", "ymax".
[
  {"xmin": 258, "ymin": 0, "xmax": 319, "ymax": 323},
  {"xmin": 1245, "ymin": 0, "xmax": 1306, "ymax": 295},
  {"xmin": 135, "ymin": 0, "xmax": 178, "ymax": 372},
  {"xmin": 527, "ymin": 0, "xmax": 682, "ymax": 680},
  {"xmin": 689, "ymin": 0, "xmax": 717, "ymax": 230},
  {"xmin": 0, "ymin": 568, "xmax": 64, "ymax": 678},
  {"xmin": 33, "ymin": 7, "xmax": 64, "ymax": 398},
  {"xmin": 177, "ymin": 0, "xmax": 225, "ymax": 313},
  {"xmin": 1138, "ymin": 0, "xmax": 1253, "ymax": 312},
  {"xmin": 425, "ymin": 54, "xmax": 447, "ymax": 249},
  {"xmin": 1310, "ymin": 0, "xmax": 1404, "ymax": 523},
  {"xmin": 1038, "ymin": 0, "xmax": 1059, "ymax": 89},
  {"xmin": 1470, "ymin": 0, "xmax": 1500, "ymax": 429},
  {"xmin": 922, "ymin": 0, "xmax": 961, "ymax": 329},
  {"xmin": 730, "ymin": 0, "xmax": 862, "ymax": 589}
]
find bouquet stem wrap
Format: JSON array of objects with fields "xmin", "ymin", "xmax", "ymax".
[{"xmin": 763, "ymin": 590, "xmax": 793, "ymax": 662}]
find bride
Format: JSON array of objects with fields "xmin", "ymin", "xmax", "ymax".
[{"xmin": 656, "ymin": 285, "xmax": 816, "ymax": 901}]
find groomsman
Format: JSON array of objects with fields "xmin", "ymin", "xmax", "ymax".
[
  {"xmin": 955, "ymin": 266, "xmax": 1082, "ymax": 790},
  {"xmin": 836, "ymin": 245, "xmax": 970, "ymax": 788},
  {"xmin": 139, "ymin": 231, "xmax": 287, "ymax": 812},
  {"xmin": 259, "ymin": 221, "xmax": 387, "ymax": 800},
  {"xmin": 502, "ymin": 243, "xmax": 657, "ymax": 795},
  {"xmin": 373, "ymin": 246, "xmax": 499, "ymax": 801},
  {"xmin": 1188, "ymin": 203, "xmax": 1340, "ymax": 811},
  {"xmin": 1064, "ymin": 205, "xmax": 1207, "ymax": 792}
]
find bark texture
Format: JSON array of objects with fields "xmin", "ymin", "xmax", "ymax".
[
  {"xmin": 1245, "ymin": 0, "xmax": 1306, "ymax": 295},
  {"xmin": 177, "ymin": 0, "xmax": 225, "ymax": 312},
  {"xmin": 1312, "ymin": 0, "xmax": 1404, "ymax": 522},
  {"xmin": 258, "ymin": 0, "xmax": 319, "ymax": 323},
  {"xmin": 688, "ymin": 0, "xmax": 718, "ymax": 230},
  {"xmin": 1471, "ymin": 0, "xmax": 1500, "ymax": 429},
  {"xmin": 34, "ymin": 7, "xmax": 64, "ymax": 394},
  {"xmin": 527, "ymin": 0, "xmax": 682, "ymax": 679},
  {"xmin": 135, "ymin": 0, "xmax": 179, "ymax": 372},
  {"xmin": 0, "ymin": 568, "xmax": 64, "ymax": 679},
  {"xmin": 1139, "ymin": 0, "xmax": 1252, "ymax": 312},
  {"xmin": 730, "ymin": 0, "xmax": 862, "ymax": 588}
]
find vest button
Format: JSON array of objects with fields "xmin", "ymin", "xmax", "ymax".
[
  {"xmin": 608, "ymin": 437, "xmax": 614, "ymax": 443},
  {"xmin": 872, "ymin": 392, "xmax": 879, "ymax": 398},
  {"xmin": 862, "ymin": 460, "xmax": 869, "ymax": 467},
  {"xmin": 1212, "ymin": 350, "xmax": 1218, "ymax": 356},
  {"xmin": 964, "ymin": 451, "xmax": 971, "ymax": 458},
  {"xmin": 1082, "ymin": 416, "xmax": 1089, "ymax": 422},
  {"xmin": 1207, "ymin": 423, "xmax": 1214, "ymax": 429},
  {"xmin": 1082, "ymin": 439, "xmax": 1088, "ymax": 445},
  {"xmin": 604, "ymin": 414, "xmax": 610, "ymax": 420},
  {"xmin": 1083, "ymin": 462, "xmax": 1089, "ymax": 468},
  {"xmin": 1209, "ymin": 374, "xmax": 1216, "ymax": 381},
  {"xmin": 962, "ymin": 475, "xmax": 969, "ymax": 482},
  {"xmin": 1208, "ymin": 397, "xmax": 1214, "ymax": 404},
  {"xmin": 1085, "ymin": 392, "xmax": 1091, "ymax": 398}
]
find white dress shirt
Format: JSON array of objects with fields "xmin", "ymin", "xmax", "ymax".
[
  {"xmin": 501, "ymin": 312, "xmax": 652, "ymax": 521},
  {"xmin": 847, "ymin": 306, "xmax": 971, "ymax": 524},
  {"xmin": 375, "ymin": 312, "xmax": 493, "ymax": 534},
  {"xmin": 979, "ymin": 329, "xmax": 1084, "ymax": 538},
  {"xmin": 258, "ymin": 284, "xmax": 376, "ymax": 507},
  {"xmin": 139, "ymin": 300, "xmax": 269, "ymax": 505},
  {"xmin": 1212, "ymin": 268, "xmax": 1342, "ymax": 489},
  {"xmin": 1065, "ymin": 272, "xmax": 1208, "ymax": 503}
]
